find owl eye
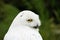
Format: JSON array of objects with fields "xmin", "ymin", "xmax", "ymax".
[{"xmin": 27, "ymin": 19, "xmax": 33, "ymax": 22}]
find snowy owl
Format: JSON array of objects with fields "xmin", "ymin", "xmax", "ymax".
[{"xmin": 4, "ymin": 10, "xmax": 43, "ymax": 40}]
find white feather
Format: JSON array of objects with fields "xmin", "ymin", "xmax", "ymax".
[{"xmin": 4, "ymin": 10, "xmax": 43, "ymax": 40}]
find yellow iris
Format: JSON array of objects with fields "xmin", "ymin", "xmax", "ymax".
[{"xmin": 27, "ymin": 19, "xmax": 33, "ymax": 22}]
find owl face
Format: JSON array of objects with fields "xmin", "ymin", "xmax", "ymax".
[{"xmin": 13, "ymin": 10, "xmax": 41, "ymax": 29}]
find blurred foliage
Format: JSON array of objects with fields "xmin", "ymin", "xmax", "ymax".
[
  {"xmin": 0, "ymin": 0, "xmax": 60, "ymax": 40},
  {"xmin": 0, "ymin": 2, "xmax": 19, "ymax": 40}
]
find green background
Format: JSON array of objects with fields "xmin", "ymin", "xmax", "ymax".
[{"xmin": 0, "ymin": 0, "xmax": 60, "ymax": 40}]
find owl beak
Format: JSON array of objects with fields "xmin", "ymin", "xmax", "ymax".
[{"xmin": 33, "ymin": 25, "xmax": 39, "ymax": 29}]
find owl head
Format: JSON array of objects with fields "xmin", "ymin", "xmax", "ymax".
[{"xmin": 11, "ymin": 10, "xmax": 41, "ymax": 29}]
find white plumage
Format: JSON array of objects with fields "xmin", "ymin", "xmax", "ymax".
[{"xmin": 4, "ymin": 10, "xmax": 43, "ymax": 40}]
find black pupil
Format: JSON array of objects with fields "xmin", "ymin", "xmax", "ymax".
[{"xmin": 27, "ymin": 19, "xmax": 33, "ymax": 22}]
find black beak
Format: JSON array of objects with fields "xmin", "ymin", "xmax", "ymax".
[{"xmin": 33, "ymin": 25, "xmax": 39, "ymax": 29}]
